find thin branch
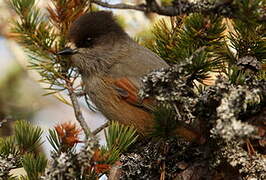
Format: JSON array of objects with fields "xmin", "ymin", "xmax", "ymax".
[
  {"xmin": 92, "ymin": 122, "xmax": 109, "ymax": 135},
  {"xmin": 68, "ymin": 88, "xmax": 97, "ymax": 143},
  {"xmin": 91, "ymin": 0, "xmax": 146, "ymax": 11},
  {"xmin": 108, "ymin": 163, "xmax": 122, "ymax": 180},
  {"xmin": 91, "ymin": 0, "xmax": 235, "ymax": 17}
]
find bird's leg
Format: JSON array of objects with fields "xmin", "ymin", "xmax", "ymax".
[
  {"xmin": 160, "ymin": 142, "xmax": 169, "ymax": 180},
  {"xmin": 76, "ymin": 91, "xmax": 86, "ymax": 97},
  {"xmin": 246, "ymin": 138, "xmax": 255, "ymax": 156}
]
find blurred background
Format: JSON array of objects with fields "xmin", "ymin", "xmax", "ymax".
[{"xmin": 0, "ymin": 0, "xmax": 161, "ymax": 156}]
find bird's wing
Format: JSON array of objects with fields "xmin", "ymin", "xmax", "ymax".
[
  {"xmin": 110, "ymin": 77, "xmax": 156, "ymax": 112},
  {"xmin": 109, "ymin": 77, "xmax": 205, "ymax": 143},
  {"xmin": 106, "ymin": 41, "xmax": 168, "ymax": 111}
]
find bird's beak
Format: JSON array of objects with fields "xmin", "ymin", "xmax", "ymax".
[{"xmin": 56, "ymin": 48, "xmax": 78, "ymax": 56}]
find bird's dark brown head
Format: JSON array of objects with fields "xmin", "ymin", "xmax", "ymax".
[{"xmin": 68, "ymin": 11, "xmax": 125, "ymax": 48}]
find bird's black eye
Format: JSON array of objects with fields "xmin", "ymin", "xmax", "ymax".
[{"xmin": 83, "ymin": 37, "xmax": 93, "ymax": 48}]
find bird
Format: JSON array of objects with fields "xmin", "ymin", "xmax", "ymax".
[{"xmin": 57, "ymin": 11, "xmax": 202, "ymax": 142}]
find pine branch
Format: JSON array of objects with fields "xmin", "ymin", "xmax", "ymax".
[
  {"xmin": 9, "ymin": 0, "xmax": 98, "ymax": 143},
  {"xmin": 22, "ymin": 153, "xmax": 47, "ymax": 179},
  {"xmin": 104, "ymin": 122, "xmax": 138, "ymax": 153},
  {"xmin": 0, "ymin": 137, "xmax": 18, "ymax": 157},
  {"xmin": 91, "ymin": 0, "xmax": 235, "ymax": 17},
  {"xmin": 145, "ymin": 14, "xmax": 226, "ymax": 84},
  {"xmin": 14, "ymin": 120, "xmax": 43, "ymax": 154},
  {"xmin": 91, "ymin": 0, "xmax": 146, "ymax": 11}
]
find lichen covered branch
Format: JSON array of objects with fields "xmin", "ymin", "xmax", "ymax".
[{"xmin": 91, "ymin": 0, "xmax": 234, "ymax": 17}]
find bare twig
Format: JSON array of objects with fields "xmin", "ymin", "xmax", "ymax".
[
  {"xmin": 91, "ymin": 0, "xmax": 178, "ymax": 16},
  {"xmin": 160, "ymin": 142, "xmax": 168, "ymax": 180},
  {"xmin": 160, "ymin": 162, "xmax": 166, "ymax": 180},
  {"xmin": 91, "ymin": 0, "xmax": 146, "ymax": 11},
  {"xmin": 92, "ymin": 122, "xmax": 109, "ymax": 135},
  {"xmin": 109, "ymin": 162, "xmax": 122, "ymax": 180},
  {"xmin": 68, "ymin": 88, "xmax": 96, "ymax": 143},
  {"xmin": 91, "ymin": 0, "xmax": 235, "ymax": 17}
]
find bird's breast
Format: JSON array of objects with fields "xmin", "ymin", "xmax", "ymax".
[{"xmin": 82, "ymin": 74, "xmax": 154, "ymax": 135}]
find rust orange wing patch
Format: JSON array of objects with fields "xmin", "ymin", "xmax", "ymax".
[
  {"xmin": 113, "ymin": 77, "xmax": 155, "ymax": 111},
  {"xmin": 113, "ymin": 77, "xmax": 139, "ymax": 105}
]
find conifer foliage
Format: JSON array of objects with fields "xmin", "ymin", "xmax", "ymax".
[
  {"xmin": 0, "ymin": 0, "xmax": 265, "ymax": 179},
  {"xmin": 1, "ymin": 1, "xmax": 138, "ymax": 179},
  {"xmin": 135, "ymin": 0, "xmax": 266, "ymax": 179}
]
